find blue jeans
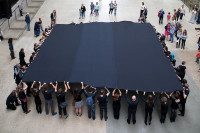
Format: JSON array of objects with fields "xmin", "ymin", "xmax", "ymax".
[
  {"xmin": 87, "ymin": 104, "xmax": 95, "ymax": 120},
  {"xmin": 39, "ymin": 24, "xmax": 44, "ymax": 32},
  {"xmin": 27, "ymin": 23, "xmax": 30, "ymax": 31},
  {"xmin": 114, "ymin": 8, "xmax": 117, "ymax": 16},
  {"xmin": 170, "ymin": 33, "xmax": 174, "ymax": 43}
]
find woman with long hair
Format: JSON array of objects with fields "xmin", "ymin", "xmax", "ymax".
[
  {"xmin": 68, "ymin": 82, "xmax": 84, "ymax": 116},
  {"xmin": 31, "ymin": 81, "xmax": 42, "ymax": 114},
  {"xmin": 159, "ymin": 92, "xmax": 170, "ymax": 123},
  {"xmin": 112, "ymin": 88, "xmax": 122, "ymax": 120},
  {"xmin": 181, "ymin": 29, "xmax": 187, "ymax": 49},
  {"xmin": 142, "ymin": 91, "xmax": 157, "ymax": 125}
]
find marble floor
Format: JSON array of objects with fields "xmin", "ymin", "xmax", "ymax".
[{"xmin": 0, "ymin": 0, "xmax": 200, "ymax": 133}]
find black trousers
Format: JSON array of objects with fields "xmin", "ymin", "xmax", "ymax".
[
  {"xmin": 100, "ymin": 108, "xmax": 108, "ymax": 120},
  {"xmin": 127, "ymin": 110, "xmax": 136, "ymax": 124},
  {"xmin": 181, "ymin": 39, "xmax": 186, "ymax": 49},
  {"xmin": 7, "ymin": 104, "xmax": 16, "ymax": 110},
  {"xmin": 58, "ymin": 106, "xmax": 67, "ymax": 116},
  {"xmin": 159, "ymin": 16, "xmax": 163, "ymax": 24},
  {"xmin": 109, "ymin": 8, "xmax": 113, "ymax": 14},
  {"xmin": 145, "ymin": 110, "xmax": 152, "ymax": 123},
  {"xmin": 140, "ymin": 10, "xmax": 144, "ymax": 17},
  {"xmin": 36, "ymin": 103, "xmax": 42, "ymax": 113},
  {"xmin": 176, "ymin": 37, "xmax": 181, "ymax": 48},
  {"xmin": 0, "ymin": 36, "xmax": 3, "ymax": 40},
  {"xmin": 21, "ymin": 101, "xmax": 28, "ymax": 112},
  {"xmin": 180, "ymin": 101, "xmax": 185, "ymax": 116},
  {"xmin": 113, "ymin": 106, "xmax": 120, "ymax": 119},
  {"xmin": 20, "ymin": 10, "xmax": 23, "ymax": 16},
  {"xmin": 176, "ymin": 15, "xmax": 179, "ymax": 21},
  {"xmin": 160, "ymin": 111, "xmax": 167, "ymax": 123},
  {"xmin": 180, "ymin": 13, "xmax": 184, "ymax": 20}
]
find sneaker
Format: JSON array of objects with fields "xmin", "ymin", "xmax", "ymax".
[
  {"xmin": 52, "ymin": 112, "xmax": 57, "ymax": 116},
  {"xmin": 64, "ymin": 114, "xmax": 68, "ymax": 119}
]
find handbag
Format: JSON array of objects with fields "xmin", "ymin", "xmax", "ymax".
[
  {"xmin": 60, "ymin": 102, "xmax": 67, "ymax": 108},
  {"xmin": 158, "ymin": 12, "xmax": 161, "ymax": 17}
]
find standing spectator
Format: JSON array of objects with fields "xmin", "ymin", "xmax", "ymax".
[
  {"xmin": 180, "ymin": 5, "xmax": 185, "ymax": 20},
  {"xmin": 39, "ymin": 18, "xmax": 44, "ymax": 32},
  {"xmin": 173, "ymin": 9, "xmax": 177, "ymax": 18},
  {"xmin": 140, "ymin": 2, "xmax": 145, "ymax": 17},
  {"xmin": 195, "ymin": 49, "xmax": 200, "ymax": 64},
  {"xmin": 189, "ymin": 8, "xmax": 197, "ymax": 24},
  {"xmin": 170, "ymin": 91, "xmax": 180, "ymax": 122},
  {"xmin": 19, "ymin": 48, "xmax": 27, "ymax": 66},
  {"xmin": 25, "ymin": 13, "xmax": 30, "ymax": 31},
  {"xmin": 0, "ymin": 28, "xmax": 4, "ymax": 42},
  {"xmin": 50, "ymin": 10, "xmax": 56, "ymax": 24},
  {"xmin": 125, "ymin": 90, "xmax": 139, "ymax": 124},
  {"xmin": 81, "ymin": 4, "xmax": 86, "ymax": 19},
  {"xmin": 144, "ymin": 7, "xmax": 148, "ymax": 19},
  {"xmin": 158, "ymin": 9, "xmax": 165, "ymax": 24},
  {"xmin": 159, "ymin": 92, "xmax": 170, "ymax": 123},
  {"xmin": 176, "ymin": 28, "xmax": 182, "ymax": 48},
  {"xmin": 84, "ymin": 85, "xmax": 97, "ymax": 120},
  {"xmin": 175, "ymin": 21, "xmax": 182, "ymax": 37},
  {"xmin": 90, "ymin": 2, "xmax": 95, "ymax": 15},
  {"xmin": 112, "ymin": 88, "xmax": 122, "ymax": 120},
  {"xmin": 113, "ymin": 1, "xmax": 117, "ymax": 16},
  {"xmin": 8, "ymin": 38, "xmax": 15, "ymax": 59},
  {"xmin": 6, "ymin": 90, "xmax": 20, "ymax": 110},
  {"xmin": 14, "ymin": 64, "xmax": 23, "ymax": 85},
  {"xmin": 97, "ymin": 87, "xmax": 110, "ymax": 121},
  {"xmin": 31, "ymin": 81, "xmax": 42, "ymax": 114},
  {"xmin": 196, "ymin": 9, "xmax": 200, "ymax": 24},
  {"xmin": 95, "ymin": 2, "xmax": 99, "ymax": 16},
  {"xmin": 181, "ymin": 29, "xmax": 187, "ymax": 49},
  {"xmin": 109, "ymin": 1, "xmax": 114, "ymax": 15},
  {"xmin": 79, "ymin": 8, "xmax": 82, "ymax": 19},
  {"xmin": 175, "ymin": 8, "xmax": 181, "ymax": 21},
  {"xmin": 55, "ymin": 82, "xmax": 68, "ymax": 119},
  {"xmin": 167, "ymin": 12, "xmax": 171, "ymax": 22},
  {"xmin": 41, "ymin": 83, "xmax": 57, "ymax": 116},
  {"xmin": 142, "ymin": 91, "xmax": 157, "ymax": 125},
  {"xmin": 176, "ymin": 61, "xmax": 186, "ymax": 80},
  {"xmin": 34, "ymin": 21, "xmax": 40, "ymax": 37},
  {"xmin": 18, "ymin": 3, "xmax": 23, "ymax": 16},
  {"xmin": 171, "ymin": 17, "xmax": 176, "ymax": 25},
  {"xmin": 169, "ymin": 23, "xmax": 175, "ymax": 43},
  {"xmin": 179, "ymin": 84, "xmax": 190, "ymax": 116},
  {"xmin": 68, "ymin": 82, "xmax": 84, "ymax": 116},
  {"xmin": 18, "ymin": 82, "xmax": 31, "ymax": 114},
  {"xmin": 165, "ymin": 23, "xmax": 170, "ymax": 40}
]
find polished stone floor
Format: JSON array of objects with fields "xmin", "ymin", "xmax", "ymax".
[{"xmin": 0, "ymin": 0, "xmax": 200, "ymax": 133}]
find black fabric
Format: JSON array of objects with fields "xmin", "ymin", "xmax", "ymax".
[{"xmin": 22, "ymin": 22, "xmax": 183, "ymax": 92}]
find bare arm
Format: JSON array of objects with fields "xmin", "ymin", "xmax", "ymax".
[
  {"xmin": 105, "ymin": 87, "xmax": 110, "ymax": 97},
  {"xmin": 112, "ymin": 88, "xmax": 117, "ymax": 96},
  {"xmin": 31, "ymin": 81, "xmax": 36, "ymax": 88},
  {"xmin": 38, "ymin": 82, "xmax": 41, "ymax": 90},
  {"xmin": 81, "ymin": 82, "xmax": 84, "ymax": 89},
  {"xmin": 23, "ymin": 82, "xmax": 28, "ymax": 92},
  {"xmin": 164, "ymin": 92, "xmax": 170, "ymax": 98},
  {"xmin": 67, "ymin": 82, "xmax": 70, "ymax": 89},
  {"xmin": 64, "ymin": 81, "xmax": 68, "ymax": 92}
]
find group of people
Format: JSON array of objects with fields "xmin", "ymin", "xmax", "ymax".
[{"xmin": 138, "ymin": 2, "xmax": 148, "ymax": 23}]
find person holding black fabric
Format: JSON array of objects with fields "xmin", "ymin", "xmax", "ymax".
[
  {"xmin": 176, "ymin": 61, "xmax": 186, "ymax": 80},
  {"xmin": 55, "ymin": 81, "xmax": 68, "ymax": 119},
  {"xmin": 112, "ymin": 88, "xmax": 122, "ymax": 120},
  {"xmin": 170, "ymin": 91, "xmax": 180, "ymax": 122},
  {"xmin": 19, "ymin": 48, "xmax": 27, "ymax": 66},
  {"xmin": 31, "ymin": 81, "xmax": 42, "ymax": 114},
  {"xmin": 125, "ymin": 90, "xmax": 139, "ymax": 124},
  {"xmin": 97, "ymin": 87, "xmax": 110, "ymax": 121},
  {"xmin": 159, "ymin": 92, "xmax": 170, "ymax": 123},
  {"xmin": 6, "ymin": 90, "xmax": 20, "ymax": 110},
  {"xmin": 41, "ymin": 82, "xmax": 57, "ymax": 116},
  {"xmin": 179, "ymin": 83, "xmax": 190, "ymax": 116},
  {"xmin": 18, "ymin": 82, "xmax": 31, "ymax": 114},
  {"xmin": 83, "ymin": 84, "xmax": 97, "ymax": 120},
  {"xmin": 142, "ymin": 91, "xmax": 157, "ymax": 125},
  {"xmin": 68, "ymin": 82, "xmax": 84, "ymax": 116},
  {"xmin": 14, "ymin": 64, "xmax": 22, "ymax": 85}
]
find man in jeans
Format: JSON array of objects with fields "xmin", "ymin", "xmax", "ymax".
[
  {"xmin": 169, "ymin": 23, "xmax": 175, "ymax": 43},
  {"xmin": 84, "ymin": 85, "xmax": 97, "ymax": 120},
  {"xmin": 41, "ymin": 83, "xmax": 57, "ymax": 116},
  {"xmin": 97, "ymin": 87, "xmax": 110, "ymax": 121},
  {"xmin": 109, "ymin": 1, "xmax": 114, "ymax": 15},
  {"xmin": 25, "ymin": 13, "xmax": 30, "ymax": 31}
]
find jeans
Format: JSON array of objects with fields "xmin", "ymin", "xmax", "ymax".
[
  {"xmin": 170, "ymin": 33, "xmax": 174, "ymax": 43},
  {"xmin": 144, "ymin": 110, "xmax": 152, "ymax": 123},
  {"xmin": 127, "ymin": 110, "xmax": 136, "ymax": 124},
  {"xmin": 39, "ymin": 24, "xmax": 44, "ymax": 32},
  {"xmin": 170, "ymin": 108, "xmax": 177, "ymax": 122},
  {"xmin": 58, "ymin": 105, "xmax": 67, "ymax": 116},
  {"xmin": 26, "ymin": 23, "xmax": 30, "ymax": 31},
  {"xmin": 100, "ymin": 107, "xmax": 107, "ymax": 121},
  {"xmin": 114, "ymin": 8, "xmax": 117, "ymax": 16},
  {"xmin": 181, "ymin": 39, "xmax": 186, "ymax": 49},
  {"xmin": 82, "ymin": 12, "xmax": 85, "ymax": 18},
  {"xmin": 95, "ymin": 9, "xmax": 99, "ymax": 16},
  {"xmin": 45, "ymin": 100, "xmax": 55, "ymax": 115},
  {"xmin": 88, "ymin": 104, "xmax": 95, "ymax": 120}
]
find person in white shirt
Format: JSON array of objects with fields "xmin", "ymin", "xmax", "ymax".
[
  {"xmin": 180, "ymin": 5, "xmax": 185, "ymax": 20},
  {"xmin": 95, "ymin": 2, "xmax": 99, "ymax": 16},
  {"xmin": 140, "ymin": 2, "xmax": 145, "ymax": 17},
  {"xmin": 18, "ymin": 3, "xmax": 23, "ymax": 16},
  {"xmin": 189, "ymin": 8, "xmax": 196, "ymax": 24}
]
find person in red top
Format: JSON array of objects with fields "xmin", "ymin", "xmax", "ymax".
[
  {"xmin": 167, "ymin": 12, "xmax": 171, "ymax": 22},
  {"xmin": 195, "ymin": 49, "xmax": 200, "ymax": 64}
]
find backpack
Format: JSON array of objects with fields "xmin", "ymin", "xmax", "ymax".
[{"xmin": 86, "ymin": 96, "xmax": 93, "ymax": 106}]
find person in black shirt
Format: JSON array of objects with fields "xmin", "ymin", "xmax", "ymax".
[
  {"xmin": 81, "ymin": 4, "xmax": 86, "ymax": 19},
  {"xmin": 55, "ymin": 81, "xmax": 68, "ymax": 119},
  {"xmin": 159, "ymin": 92, "xmax": 170, "ymax": 123},
  {"xmin": 83, "ymin": 84, "xmax": 97, "ymax": 120},
  {"xmin": 170, "ymin": 91, "xmax": 180, "ymax": 122},
  {"xmin": 125, "ymin": 90, "xmax": 139, "ymax": 124},
  {"xmin": 97, "ymin": 87, "xmax": 110, "ymax": 121},
  {"xmin": 18, "ymin": 82, "xmax": 31, "ymax": 114},
  {"xmin": 112, "ymin": 88, "xmax": 122, "ymax": 120},
  {"xmin": 19, "ymin": 48, "xmax": 27, "ymax": 66},
  {"xmin": 142, "ymin": 91, "xmax": 157, "ymax": 125},
  {"xmin": 41, "ymin": 82, "xmax": 57, "ymax": 116},
  {"xmin": 68, "ymin": 82, "xmax": 84, "ymax": 116},
  {"xmin": 176, "ymin": 61, "xmax": 186, "ymax": 80},
  {"xmin": 6, "ymin": 90, "xmax": 20, "ymax": 110},
  {"xmin": 31, "ymin": 81, "xmax": 42, "ymax": 114},
  {"xmin": 179, "ymin": 84, "xmax": 190, "ymax": 116}
]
